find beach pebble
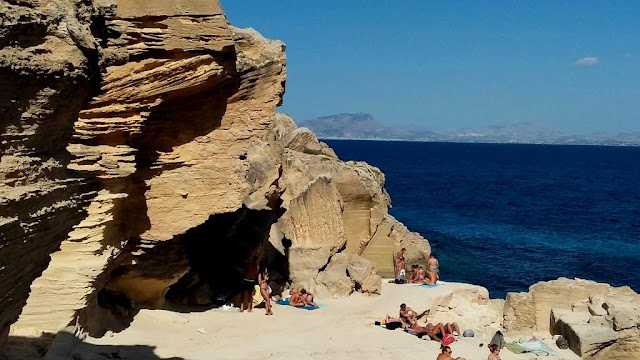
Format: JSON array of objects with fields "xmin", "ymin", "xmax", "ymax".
[{"xmin": 197, "ymin": 328, "xmax": 207, "ymax": 334}]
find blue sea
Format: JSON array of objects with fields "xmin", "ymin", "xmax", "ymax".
[{"xmin": 325, "ymin": 140, "xmax": 640, "ymax": 298}]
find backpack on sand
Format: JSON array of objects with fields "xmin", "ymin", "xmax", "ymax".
[{"xmin": 489, "ymin": 331, "xmax": 505, "ymax": 349}]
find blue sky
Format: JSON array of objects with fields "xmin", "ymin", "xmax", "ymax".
[{"xmin": 221, "ymin": 1, "xmax": 640, "ymax": 134}]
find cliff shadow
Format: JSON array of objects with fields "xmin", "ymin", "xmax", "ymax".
[
  {"xmin": 5, "ymin": 333, "xmax": 185, "ymax": 360},
  {"xmin": 165, "ymin": 206, "xmax": 287, "ymax": 312}
]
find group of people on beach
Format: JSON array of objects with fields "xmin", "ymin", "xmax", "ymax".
[
  {"xmin": 395, "ymin": 248, "xmax": 440, "ymax": 285},
  {"xmin": 386, "ymin": 303, "xmax": 461, "ymax": 342},
  {"xmin": 437, "ymin": 344, "xmax": 500, "ymax": 360},
  {"xmin": 238, "ymin": 255, "xmax": 318, "ymax": 315}
]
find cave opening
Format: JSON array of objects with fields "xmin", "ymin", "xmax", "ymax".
[{"xmin": 165, "ymin": 206, "xmax": 289, "ymax": 310}]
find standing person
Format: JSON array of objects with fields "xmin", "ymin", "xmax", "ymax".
[
  {"xmin": 488, "ymin": 344, "xmax": 501, "ymax": 360},
  {"xmin": 437, "ymin": 345, "xmax": 466, "ymax": 360},
  {"xmin": 395, "ymin": 248, "xmax": 407, "ymax": 279},
  {"xmin": 258, "ymin": 266, "xmax": 273, "ymax": 315},
  {"xmin": 239, "ymin": 256, "xmax": 259, "ymax": 312}
]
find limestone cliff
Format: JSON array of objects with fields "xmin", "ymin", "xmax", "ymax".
[
  {"xmin": 1, "ymin": 0, "xmax": 429, "ymax": 354},
  {"xmin": 504, "ymin": 278, "xmax": 640, "ymax": 360}
]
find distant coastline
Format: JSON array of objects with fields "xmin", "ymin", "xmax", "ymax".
[
  {"xmin": 301, "ymin": 113, "xmax": 640, "ymax": 147},
  {"xmin": 317, "ymin": 137, "xmax": 640, "ymax": 147}
]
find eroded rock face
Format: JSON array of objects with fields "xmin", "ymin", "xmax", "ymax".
[
  {"xmin": 1, "ymin": 0, "xmax": 431, "ymax": 353},
  {"xmin": 504, "ymin": 278, "xmax": 640, "ymax": 359},
  {"xmin": 1, "ymin": 0, "xmax": 106, "ymax": 351}
]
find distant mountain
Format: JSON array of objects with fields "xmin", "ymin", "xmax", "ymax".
[
  {"xmin": 298, "ymin": 113, "xmax": 434, "ymax": 140},
  {"xmin": 300, "ymin": 113, "xmax": 640, "ymax": 146}
]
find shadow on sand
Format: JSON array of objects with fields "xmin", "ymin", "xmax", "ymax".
[{"xmin": 5, "ymin": 332, "xmax": 186, "ymax": 360}]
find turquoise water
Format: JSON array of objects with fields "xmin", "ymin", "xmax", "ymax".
[{"xmin": 326, "ymin": 140, "xmax": 640, "ymax": 298}]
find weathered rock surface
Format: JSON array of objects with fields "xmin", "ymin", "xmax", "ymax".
[
  {"xmin": 1, "ymin": 0, "xmax": 430, "ymax": 354},
  {"xmin": 504, "ymin": 278, "xmax": 640, "ymax": 359}
]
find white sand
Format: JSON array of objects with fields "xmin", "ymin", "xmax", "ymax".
[{"xmin": 71, "ymin": 282, "xmax": 580, "ymax": 360}]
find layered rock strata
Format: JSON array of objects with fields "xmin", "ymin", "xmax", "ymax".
[
  {"xmin": 504, "ymin": 278, "xmax": 640, "ymax": 360},
  {"xmin": 1, "ymin": 0, "xmax": 430, "ymax": 353}
]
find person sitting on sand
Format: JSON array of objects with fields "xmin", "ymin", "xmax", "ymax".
[
  {"xmin": 437, "ymin": 345, "xmax": 466, "ymax": 360},
  {"xmin": 239, "ymin": 256, "xmax": 259, "ymax": 312},
  {"xmin": 300, "ymin": 288, "xmax": 318, "ymax": 308},
  {"xmin": 288, "ymin": 288, "xmax": 305, "ymax": 307},
  {"xmin": 399, "ymin": 303, "xmax": 429, "ymax": 325},
  {"xmin": 423, "ymin": 254, "xmax": 439, "ymax": 285},
  {"xmin": 407, "ymin": 264, "xmax": 419, "ymax": 283},
  {"xmin": 417, "ymin": 266, "xmax": 426, "ymax": 282},
  {"xmin": 428, "ymin": 253, "xmax": 440, "ymax": 277},
  {"xmin": 487, "ymin": 344, "xmax": 501, "ymax": 360},
  {"xmin": 258, "ymin": 266, "xmax": 273, "ymax": 316}
]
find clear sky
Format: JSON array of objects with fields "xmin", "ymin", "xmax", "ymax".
[{"xmin": 221, "ymin": 1, "xmax": 640, "ymax": 134}]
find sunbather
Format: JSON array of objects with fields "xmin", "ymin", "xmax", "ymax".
[
  {"xmin": 399, "ymin": 303, "xmax": 429, "ymax": 325},
  {"xmin": 488, "ymin": 344, "xmax": 501, "ymax": 360},
  {"xmin": 437, "ymin": 345, "xmax": 466, "ymax": 360},
  {"xmin": 407, "ymin": 264, "xmax": 418, "ymax": 283},
  {"xmin": 288, "ymin": 288, "xmax": 305, "ymax": 307},
  {"xmin": 444, "ymin": 322, "xmax": 461, "ymax": 336},
  {"xmin": 299, "ymin": 288, "xmax": 318, "ymax": 308},
  {"xmin": 425, "ymin": 253, "xmax": 440, "ymax": 285},
  {"xmin": 417, "ymin": 266, "xmax": 426, "ymax": 282}
]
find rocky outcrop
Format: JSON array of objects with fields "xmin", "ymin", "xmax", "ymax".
[
  {"xmin": 1, "ymin": 0, "xmax": 106, "ymax": 352},
  {"xmin": 1, "ymin": 0, "xmax": 430, "ymax": 354},
  {"xmin": 504, "ymin": 278, "xmax": 640, "ymax": 359}
]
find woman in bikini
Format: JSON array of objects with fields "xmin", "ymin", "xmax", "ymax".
[
  {"xmin": 258, "ymin": 266, "xmax": 273, "ymax": 315},
  {"xmin": 299, "ymin": 288, "xmax": 318, "ymax": 308},
  {"xmin": 288, "ymin": 288, "xmax": 304, "ymax": 307},
  {"xmin": 394, "ymin": 248, "xmax": 407, "ymax": 279},
  {"xmin": 423, "ymin": 253, "xmax": 439, "ymax": 285}
]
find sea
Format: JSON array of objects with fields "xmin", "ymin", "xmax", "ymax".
[{"xmin": 325, "ymin": 140, "xmax": 640, "ymax": 299}]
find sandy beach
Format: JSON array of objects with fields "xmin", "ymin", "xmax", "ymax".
[{"xmin": 43, "ymin": 282, "xmax": 579, "ymax": 360}]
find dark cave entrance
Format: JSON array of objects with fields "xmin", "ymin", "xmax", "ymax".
[{"xmin": 165, "ymin": 206, "xmax": 289, "ymax": 310}]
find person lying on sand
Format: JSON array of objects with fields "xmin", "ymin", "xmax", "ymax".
[
  {"xmin": 299, "ymin": 288, "xmax": 318, "ymax": 308},
  {"xmin": 288, "ymin": 288, "xmax": 305, "ymax": 307},
  {"xmin": 399, "ymin": 303, "xmax": 429, "ymax": 325},
  {"xmin": 420, "ymin": 322, "xmax": 448, "ymax": 342},
  {"xmin": 444, "ymin": 322, "xmax": 461, "ymax": 336},
  {"xmin": 437, "ymin": 345, "xmax": 466, "ymax": 360}
]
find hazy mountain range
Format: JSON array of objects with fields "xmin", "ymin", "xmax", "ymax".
[{"xmin": 299, "ymin": 113, "xmax": 640, "ymax": 146}]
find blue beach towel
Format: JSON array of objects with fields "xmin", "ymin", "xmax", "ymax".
[
  {"xmin": 419, "ymin": 281, "xmax": 442, "ymax": 288},
  {"xmin": 276, "ymin": 298, "xmax": 326, "ymax": 310}
]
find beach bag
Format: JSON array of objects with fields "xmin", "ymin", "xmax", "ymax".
[
  {"xmin": 442, "ymin": 333, "xmax": 455, "ymax": 346},
  {"xmin": 463, "ymin": 329, "xmax": 474, "ymax": 337},
  {"xmin": 489, "ymin": 331, "xmax": 505, "ymax": 349},
  {"xmin": 385, "ymin": 321, "xmax": 403, "ymax": 330},
  {"xmin": 556, "ymin": 336, "xmax": 569, "ymax": 349}
]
